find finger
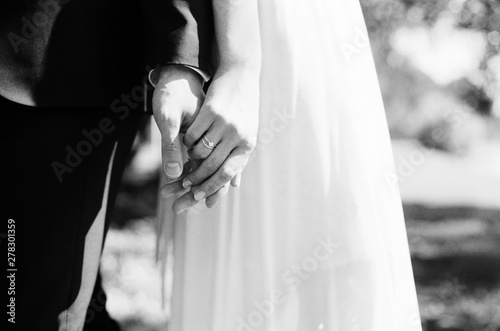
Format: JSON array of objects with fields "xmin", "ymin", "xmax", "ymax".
[
  {"xmin": 153, "ymin": 93, "xmax": 185, "ymax": 180},
  {"xmin": 185, "ymin": 156, "xmax": 204, "ymax": 173},
  {"xmin": 183, "ymin": 105, "xmax": 214, "ymax": 147},
  {"xmin": 181, "ymin": 139, "xmax": 234, "ymax": 189},
  {"xmin": 230, "ymin": 173, "xmax": 242, "ymax": 187},
  {"xmin": 160, "ymin": 180, "xmax": 189, "ymax": 199},
  {"xmin": 173, "ymin": 189, "xmax": 200, "ymax": 215},
  {"xmin": 161, "ymin": 157, "xmax": 203, "ymax": 198},
  {"xmin": 192, "ymin": 148, "xmax": 248, "ymax": 201},
  {"xmin": 162, "ymin": 135, "xmax": 184, "ymax": 180},
  {"xmin": 206, "ymin": 182, "xmax": 230, "ymax": 208},
  {"xmin": 190, "ymin": 129, "xmax": 222, "ymax": 160}
]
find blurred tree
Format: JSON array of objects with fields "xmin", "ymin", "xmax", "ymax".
[{"xmin": 360, "ymin": 0, "xmax": 500, "ymax": 151}]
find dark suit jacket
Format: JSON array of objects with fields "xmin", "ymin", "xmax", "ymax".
[{"xmin": 0, "ymin": 0, "xmax": 213, "ymax": 107}]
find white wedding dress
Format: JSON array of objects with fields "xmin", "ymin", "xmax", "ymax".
[{"xmin": 157, "ymin": 0, "xmax": 422, "ymax": 330}]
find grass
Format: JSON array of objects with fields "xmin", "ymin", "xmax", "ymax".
[
  {"xmin": 100, "ymin": 206, "xmax": 500, "ymax": 331},
  {"xmin": 406, "ymin": 206, "xmax": 500, "ymax": 331}
]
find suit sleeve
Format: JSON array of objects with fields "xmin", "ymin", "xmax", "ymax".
[{"xmin": 141, "ymin": 0, "xmax": 214, "ymax": 75}]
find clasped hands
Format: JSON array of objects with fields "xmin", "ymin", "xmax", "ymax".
[{"xmin": 152, "ymin": 65, "xmax": 259, "ymax": 214}]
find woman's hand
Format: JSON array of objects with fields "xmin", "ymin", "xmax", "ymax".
[{"xmin": 161, "ymin": 66, "xmax": 260, "ymax": 213}]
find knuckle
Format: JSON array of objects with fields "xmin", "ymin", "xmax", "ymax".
[
  {"xmin": 219, "ymin": 167, "xmax": 236, "ymax": 182},
  {"xmin": 223, "ymin": 122, "xmax": 238, "ymax": 136},
  {"xmin": 222, "ymin": 125, "xmax": 256, "ymax": 150},
  {"xmin": 191, "ymin": 146, "xmax": 209, "ymax": 160},
  {"xmin": 164, "ymin": 142, "xmax": 181, "ymax": 153},
  {"xmin": 205, "ymin": 183, "xmax": 220, "ymax": 195},
  {"xmin": 162, "ymin": 135, "xmax": 174, "ymax": 146},
  {"xmin": 204, "ymin": 161, "xmax": 220, "ymax": 175},
  {"xmin": 184, "ymin": 131, "xmax": 198, "ymax": 146},
  {"xmin": 241, "ymin": 136, "xmax": 257, "ymax": 150}
]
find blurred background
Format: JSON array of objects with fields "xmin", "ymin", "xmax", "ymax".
[{"xmin": 100, "ymin": 0, "xmax": 500, "ymax": 330}]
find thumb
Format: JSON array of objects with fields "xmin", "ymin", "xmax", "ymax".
[
  {"xmin": 162, "ymin": 133, "xmax": 184, "ymax": 180},
  {"xmin": 159, "ymin": 112, "xmax": 184, "ymax": 180},
  {"xmin": 153, "ymin": 89, "xmax": 185, "ymax": 180}
]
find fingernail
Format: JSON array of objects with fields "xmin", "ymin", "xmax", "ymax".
[
  {"xmin": 165, "ymin": 163, "xmax": 182, "ymax": 178},
  {"xmin": 194, "ymin": 190, "xmax": 206, "ymax": 201},
  {"xmin": 182, "ymin": 179, "xmax": 192, "ymax": 188}
]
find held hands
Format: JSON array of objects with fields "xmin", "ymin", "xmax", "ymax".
[{"xmin": 157, "ymin": 66, "xmax": 260, "ymax": 214}]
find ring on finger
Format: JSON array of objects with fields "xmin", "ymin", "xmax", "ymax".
[{"xmin": 201, "ymin": 134, "xmax": 216, "ymax": 150}]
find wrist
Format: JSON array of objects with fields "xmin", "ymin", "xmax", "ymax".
[{"xmin": 150, "ymin": 64, "xmax": 204, "ymax": 88}]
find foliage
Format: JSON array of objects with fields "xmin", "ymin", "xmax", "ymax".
[{"xmin": 360, "ymin": 0, "xmax": 500, "ymax": 130}]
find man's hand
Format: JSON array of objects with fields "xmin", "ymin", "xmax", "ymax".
[{"xmin": 152, "ymin": 65, "xmax": 205, "ymax": 181}]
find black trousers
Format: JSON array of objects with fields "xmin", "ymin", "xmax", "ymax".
[{"xmin": 3, "ymin": 95, "xmax": 144, "ymax": 330}]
